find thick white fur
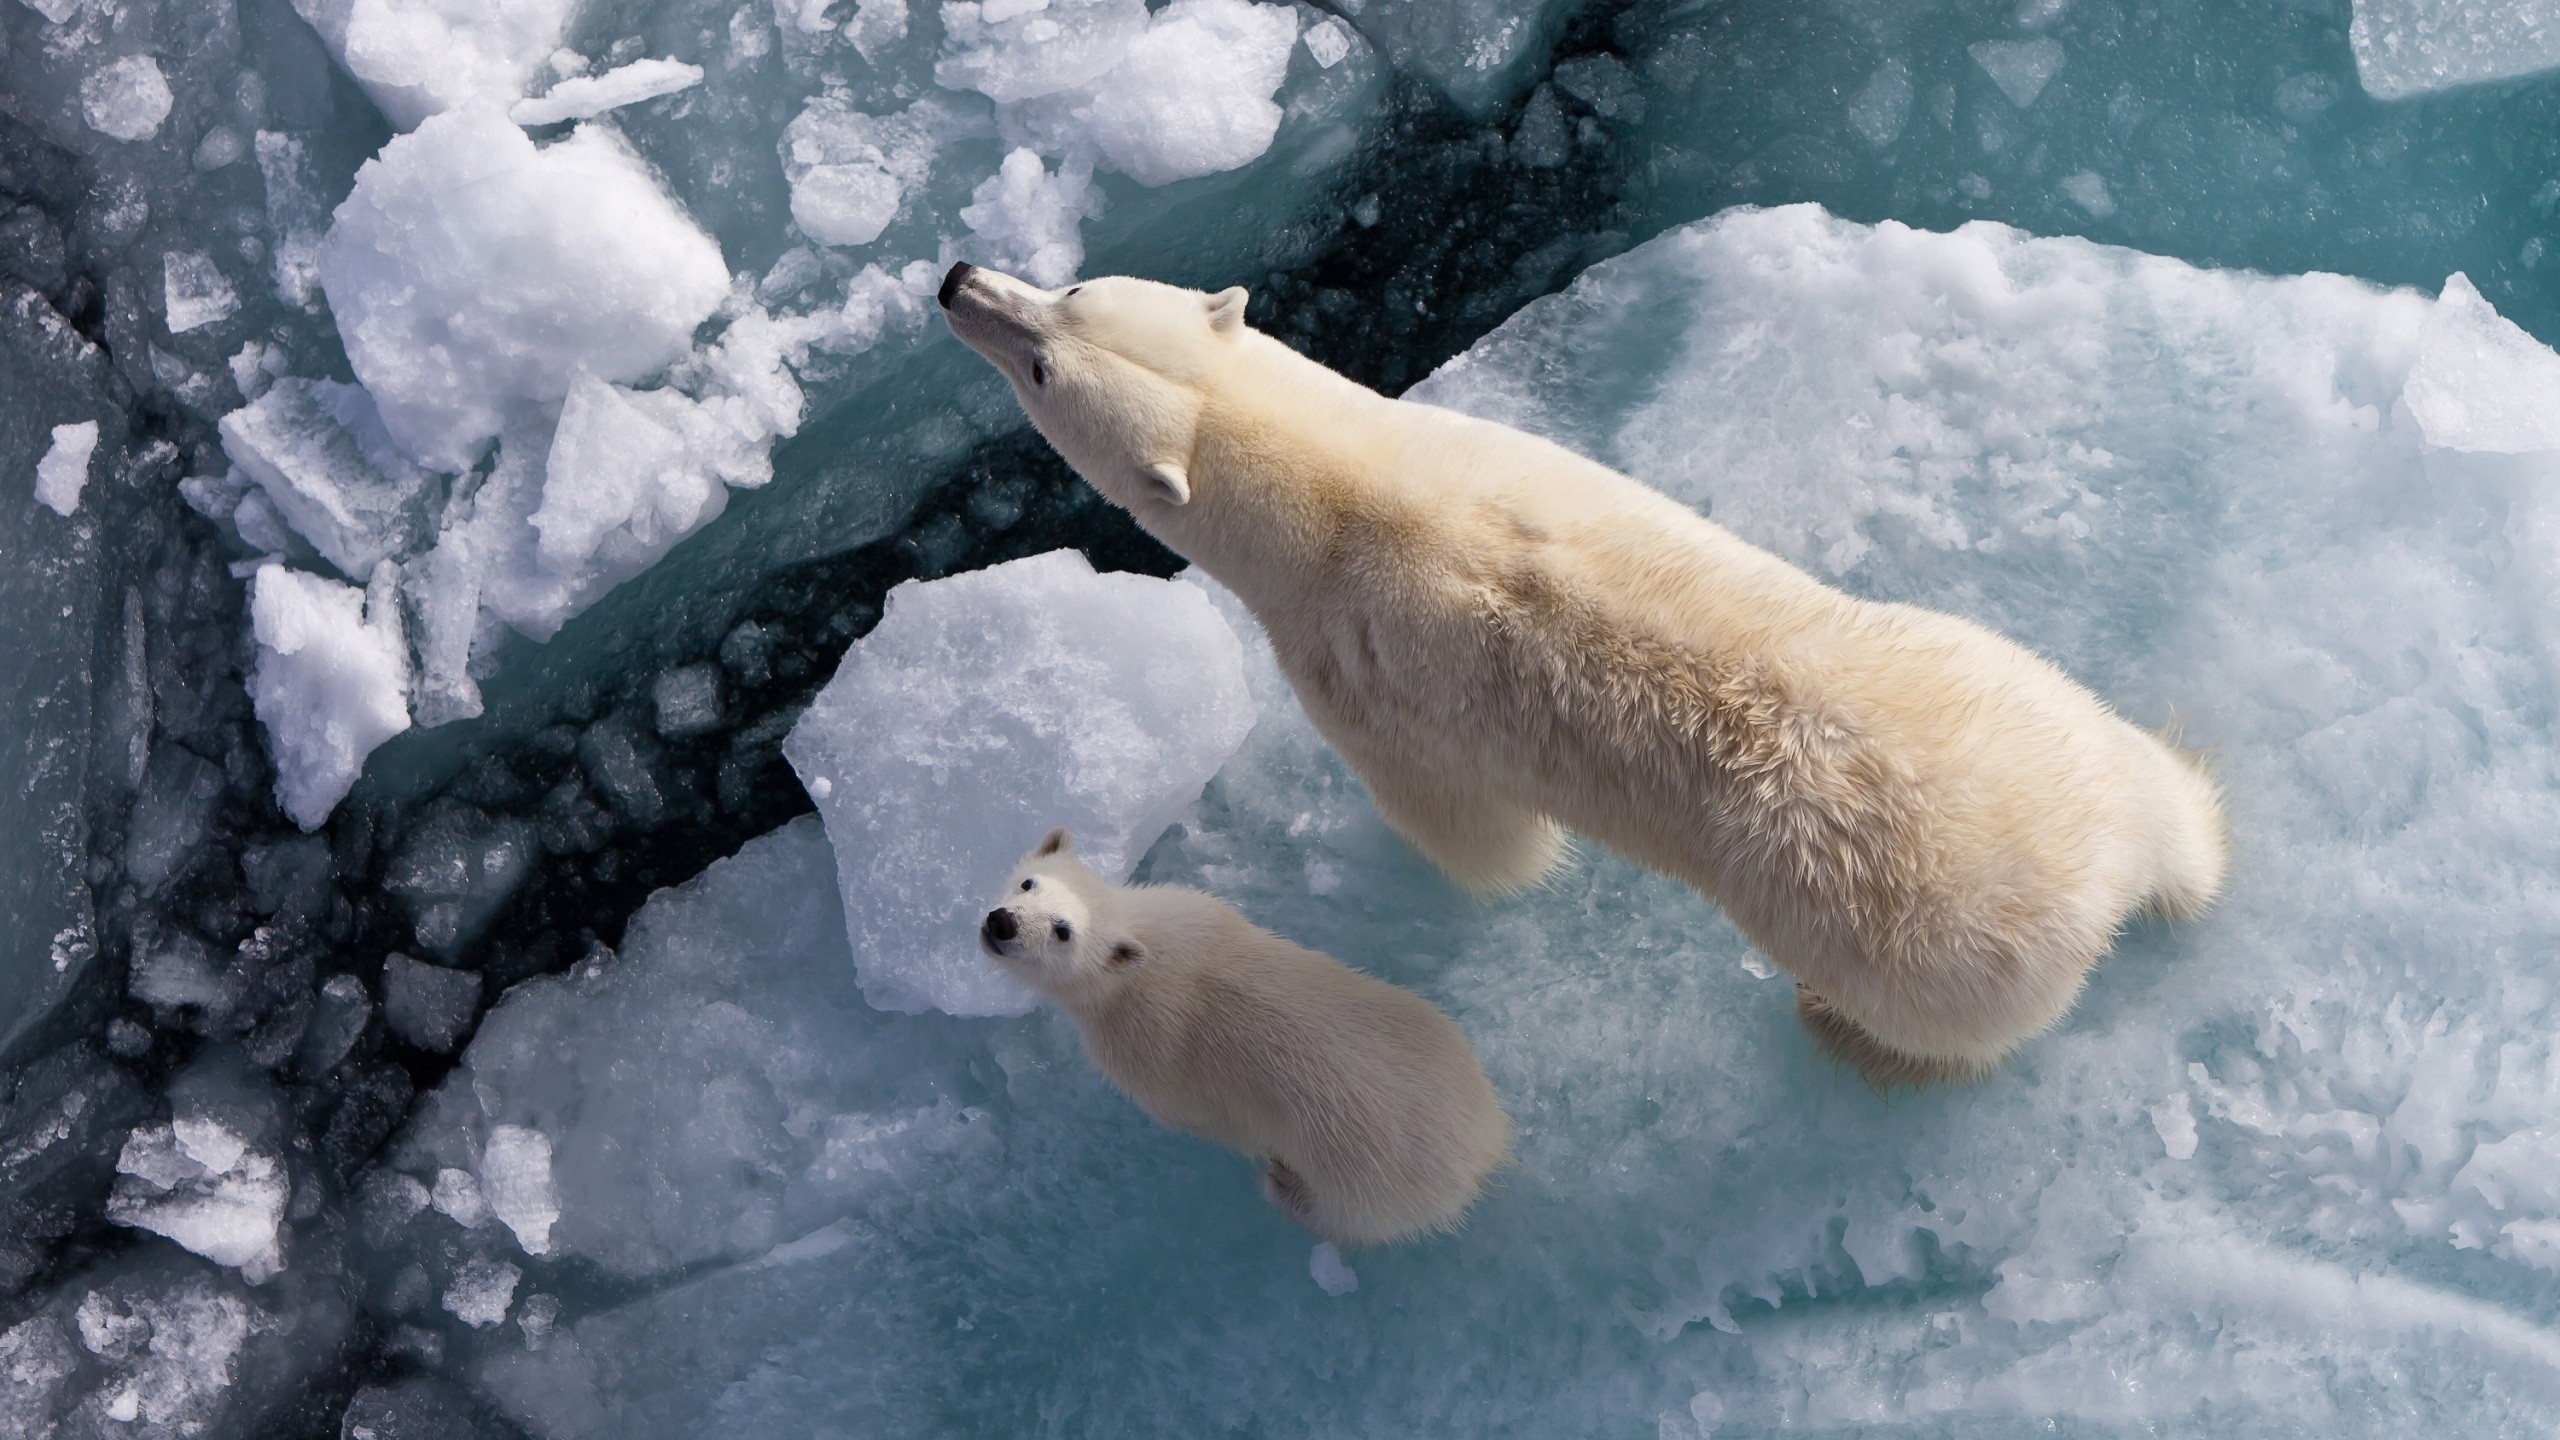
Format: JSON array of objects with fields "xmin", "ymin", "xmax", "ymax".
[
  {"xmin": 981, "ymin": 829, "xmax": 1510, "ymax": 1245},
  {"xmin": 943, "ymin": 266, "xmax": 2229, "ymax": 1083}
]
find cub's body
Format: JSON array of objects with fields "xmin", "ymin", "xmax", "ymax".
[{"xmin": 982, "ymin": 832, "xmax": 1509, "ymax": 1244}]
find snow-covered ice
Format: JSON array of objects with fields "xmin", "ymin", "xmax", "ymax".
[
  {"xmin": 783, "ymin": 549, "xmax": 1256, "ymax": 1015},
  {"xmin": 2350, "ymin": 0, "xmax": 2560, "ymax": 100},
  {"xmin": 290, "ymin": 0, "xmax": 580, "ymax": 130},
  {"xmin": 372, "ymin": 206, "xmax": 2560, "ymax": 1436}
]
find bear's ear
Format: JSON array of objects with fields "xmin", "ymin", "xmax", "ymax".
[
  {"xmin": 1108, "ymin": 940, "xmax": 1143, "ymax": 967},
  {"xmin": 1035, "ymin": 826, "xmax": 1072, "ymax": 857},
  {"xmin": 1205, "ymin": 286, "xmax": 1248, "ymax": 333},
  {"xmin": 1138, "ymin": 461, "xmax": 1191, "ymax": 506}
]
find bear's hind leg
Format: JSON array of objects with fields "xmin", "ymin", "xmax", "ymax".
[
  {"xmin": 1795, "ymin": 985, "xmax": 1992, "ymax": 1091},
  {"xmin": 1359, "ymin": 767, "xmax": 1567, "ymax": 893},
  {"xmin": 1261, "ymin": 1158, "xmax": 1319, "ymax": 1227}
]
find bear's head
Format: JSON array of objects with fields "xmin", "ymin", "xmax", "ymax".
[
  {"xmin": 938, "ymin": 262, "xmax": 1247, "ymax": 517},
  {"xmin": 980, "ymin": 826, "xmax": 1147, "ymax": 1004}
]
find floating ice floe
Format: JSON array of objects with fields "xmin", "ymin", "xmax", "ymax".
[
  {"xmin": 380, "ymin": 206, "xmax": 2560, "ymax": 1436},
  {"xmin": 2349, "ymin": 0, "xmax": 2560, "ymax": 100},
  {"xmin": 783, "ymin": 549, "xmax": 1257, "ymax": 1015}
]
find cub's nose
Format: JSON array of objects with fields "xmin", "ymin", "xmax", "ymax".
[
  {"xmin": 938, "ymin": 261, "xmax": 975, "ymax": 310},
  {"xmin": 981, "ymin": 906, "xmax": 1017, "ymax": 945}
]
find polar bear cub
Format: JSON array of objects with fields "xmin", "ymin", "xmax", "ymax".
[
  {"xmin": 981, "ymin": 828, "xmax": 1510, "ymax": 1245},
  {"xmin": 941, "ymin": 262, "xmax": 2229, "ymax": 1087}
]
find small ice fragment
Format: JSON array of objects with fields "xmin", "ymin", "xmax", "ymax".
[
  {"xmin": 431, "ymin": 1166, "xmax": 489, "ymax": 1228},
  {"xmin": 80, "ymin": 56, "xmax": 174, "ymax": 142},
  {"xmin": 34, "ymin": 420, "xmax": 97, "ymax": 517},
  {"xmin": 1310, "ymin": 1242, "xmax": 1358, "ymax": 1296},
  {"xmin": 20, "ymin": 0, "xmax": 81, "ymax": 24},
  {"xmin": 508, "ymin": 57, "xmax": 704, "ymax": 125},
  {"xmin": 442, "ymin": 1258, "xmax": 521, "ymax": 1328},
  {"xmin": 162, "ymin": 252, "xmax": 239, "ymax": 333},
  {"xmin": 1305, "ymin": 16, "xmax": 1352, "ymax": 68},
  {"xmin": 809, "ymin": 776, "xmax": 832, "ymax": 800},
  {"xmin": 219, "ymin": 379, "xmax": 440, "ymax": 578},
  {"xmin": 2151, "ymin": 1093, "xmax": 2199, "ymax": 1160},
  {"xmin": 1969, "ymin": 37, "xmax": 2064, "ymax": 107},
  {"xmin": 653, "ymin": 663, "xmax": 725, "ymax": 739},
  {"xmin": 247, "ymin": 565, "xmax": 411, "ymax": 829},
  {"xmin": 960, "ymin": 149, "xmax": 1093, "ymax": 289},
  {"xmin": 2060, "ymin": 170, "xmax": 2116, "ymax": 217},
  {"xmin": 846, "ymin": 0, "xmax": 909, "ymax": 59},
  {"xmin": 383, "ymin": 954, "xmax": 482, "ymax": 1053},
  {"xmin": 296, "ymin": 974, "xmax": 370, "ymax": 1076},
  {"xmin": 1737, "ymin": 953, "xmax": 1776, "ymax": 980},
  {"xmin": 106, "ymin": 1120, "xmax": 290, "ymax": 1283},
  {"xmin": 480, "ymin": 1125, "xmax": 561, "ymax": 1256}
]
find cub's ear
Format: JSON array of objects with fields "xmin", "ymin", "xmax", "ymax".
[
  {"xmin": 1107, "ymin": 940, "xmax": 1144, "ymax": 967},
  {"xmin": 1205, "ymin": 286, "xmax": 1248, "ymax": 333},
  {"xmin": 1035, "ymin": 826, "xmax": 1072, "ymax": 857},
  {"xmin": 1138, "ymin": 461, "xmax": 1191, "ymax": 506}
]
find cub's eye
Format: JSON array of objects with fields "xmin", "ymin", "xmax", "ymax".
[
  {"xmin": 1064, "ymin": 285, "xmax": 1082, "ymax": 298},
  {"xmin": 1052, "ymin": 920, "xmax": 1072, "ymax": 941},
  {"xmin": 1019, "ymin": 878, "xmax": 1035, "ymax": 891},
  {"xmin": 1029, "ymin": 359, "xmax": 1047, "ymax": 387}
]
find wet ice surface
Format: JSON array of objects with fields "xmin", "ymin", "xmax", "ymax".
[
  {"xmin": 331, "ymin": 209, "xmax": 2560, "ymax": 1436},
  {"xmin": 12, "ymin": 0, "xmax": 2560, "ymax": 1434}
]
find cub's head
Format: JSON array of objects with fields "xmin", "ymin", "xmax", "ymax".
[
  {"xmin": 938, "ymin": 262, "xmax": 1249, "ymax": 517},
  {"xmin": 979, "ymin": 827, "xmax": 1147, "ymax": 1003}
]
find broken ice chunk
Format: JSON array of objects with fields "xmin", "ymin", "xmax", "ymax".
[
  {"xmin": 531, "ymin": 375, "xmax": 749, "ymax": 588},
  {"xmin": 780, "ymin": 96, "xmax": 964, "ymax": 248},
  {"xmin": 382, "ymin": 805, "xmax": 538, "ymax": 959},
  {"xmin": 106, "ymin": 1120, "xmax": 289, "ymax": 1284},
  {"xmin": 296, "ymin": 974, "xmax": 370, "ymax": 1077},
  {"xmin": 508, "ymin": 57, "xmax": 704, "ymax": 126},
  {"xmin": 1309, "ymin": 1242, "xmax": 1359, "ymax": 1296},
  {"xmin": 318, "ymin": 108, "xmax": 731, "ymax": 473},
  {"xmin": 1847, "ymin": 58, "xmax": 1913, "ymax": 148},
  {"xmin": 2060, "ymin": 170, "xmax": 2116, "ymax": 218},
  {"xmin": 2403, "ymin": 272, "xmax": 2560, "ymax": 454},
  {"xmin": 254, "ymin": 132, "xmax": 329, "ymax": 311},
  {"xmin": 1077, "ymin": 0, "xmax": 1300, "ymax": 187},
  {"xmin": 80, "ymin": 56, "xmax": 174, "ymax": 142},
  {"xmin": 652, "ymin": 663, "xmax": 724, "ymax": 739},
  {"xmin": 1304, "ymin": 15, "xmax": 1353, "ymax": 68},
  {"xmin": 290, "ymin": 0, "xmax": 579, "ymax": 130},
  {"xmin": 961, "ymin": 149, "xmax": 1093, "ymax": 289},
  {"xmin": 2350, "ymin": 0, "xmax": 2560, "ymax": 100},
  {"xmin": 937, "ymin": 0, "xmax": 1150, "ymax": 104},
  {"xmin": 246, "ymin": 564, "xmax": 411, "ymax": 830},
  {"xmin": 382, "ymin": 954, "xmax": 483, "ymax": 1053},
  {"xmin": 432, "ymin": 1166, "xmax": 489, "ymax": 1227},
  {"xmin": 442, "ymin": 1259, "xmax": 520, "ymax": 1328},
  {"xmin": 161, "ymin": 253, "xmax": 239, "ymax": 335},
  {"xmin": 218, "ymin": 379, "xmax": 440, "ymax": 579},
  {"xmin": 480, "ymin": 1125, "xmax": 560, "ymax": 1256},
  {"xmin": 782, "ymin": 549, "xmax": 1256, "ymax": 1015},
  {"xmin": 33, "ymin": 420, "xmax": 96, "ymax": 517},
  {"xmin": 124, "ymin": 745, "xmax": 226, "ymax": 893}
]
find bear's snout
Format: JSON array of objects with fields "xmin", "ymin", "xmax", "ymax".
[
  {"xmin": 939, "ymin": 261, "xmax": 975, "ymax": 310},
  {"xmin": 981, "ymin": 906, "xmax": 1018, "ymax": 947}
]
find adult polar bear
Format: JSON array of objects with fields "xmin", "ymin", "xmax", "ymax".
[{"xmin": 938, "ymin": 261, "xmax": 2227, "ymax": 1085}]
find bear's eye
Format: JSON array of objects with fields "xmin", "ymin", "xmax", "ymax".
[
  {"xmin": 1019, "ymin": 878, "xmax": 1035, "ymax": 892},
  {"xmin": 1052, "ymin": 920, "xmax": 1072, "ymax": 942},
  {"xmin": 1029, "ymin": 358, "xmax": 1047, "ymax": 387},
  {"xmin": 1064, "ymin": 285, "xmax": 1082, "ymax": 298}
]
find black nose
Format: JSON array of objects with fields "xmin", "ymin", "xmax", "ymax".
[
  {"xmin": 939, "ymin": 261, "xmax": 975, "ymax": 310},
  {"xmin": 982, "ymin": 907, "xmax": 1017, "ymax": 944}
]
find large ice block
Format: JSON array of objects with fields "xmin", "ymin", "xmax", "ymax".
[{"xmin": 782, "ymin": 549, "xmax": 1256, "ymax": 1015}]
